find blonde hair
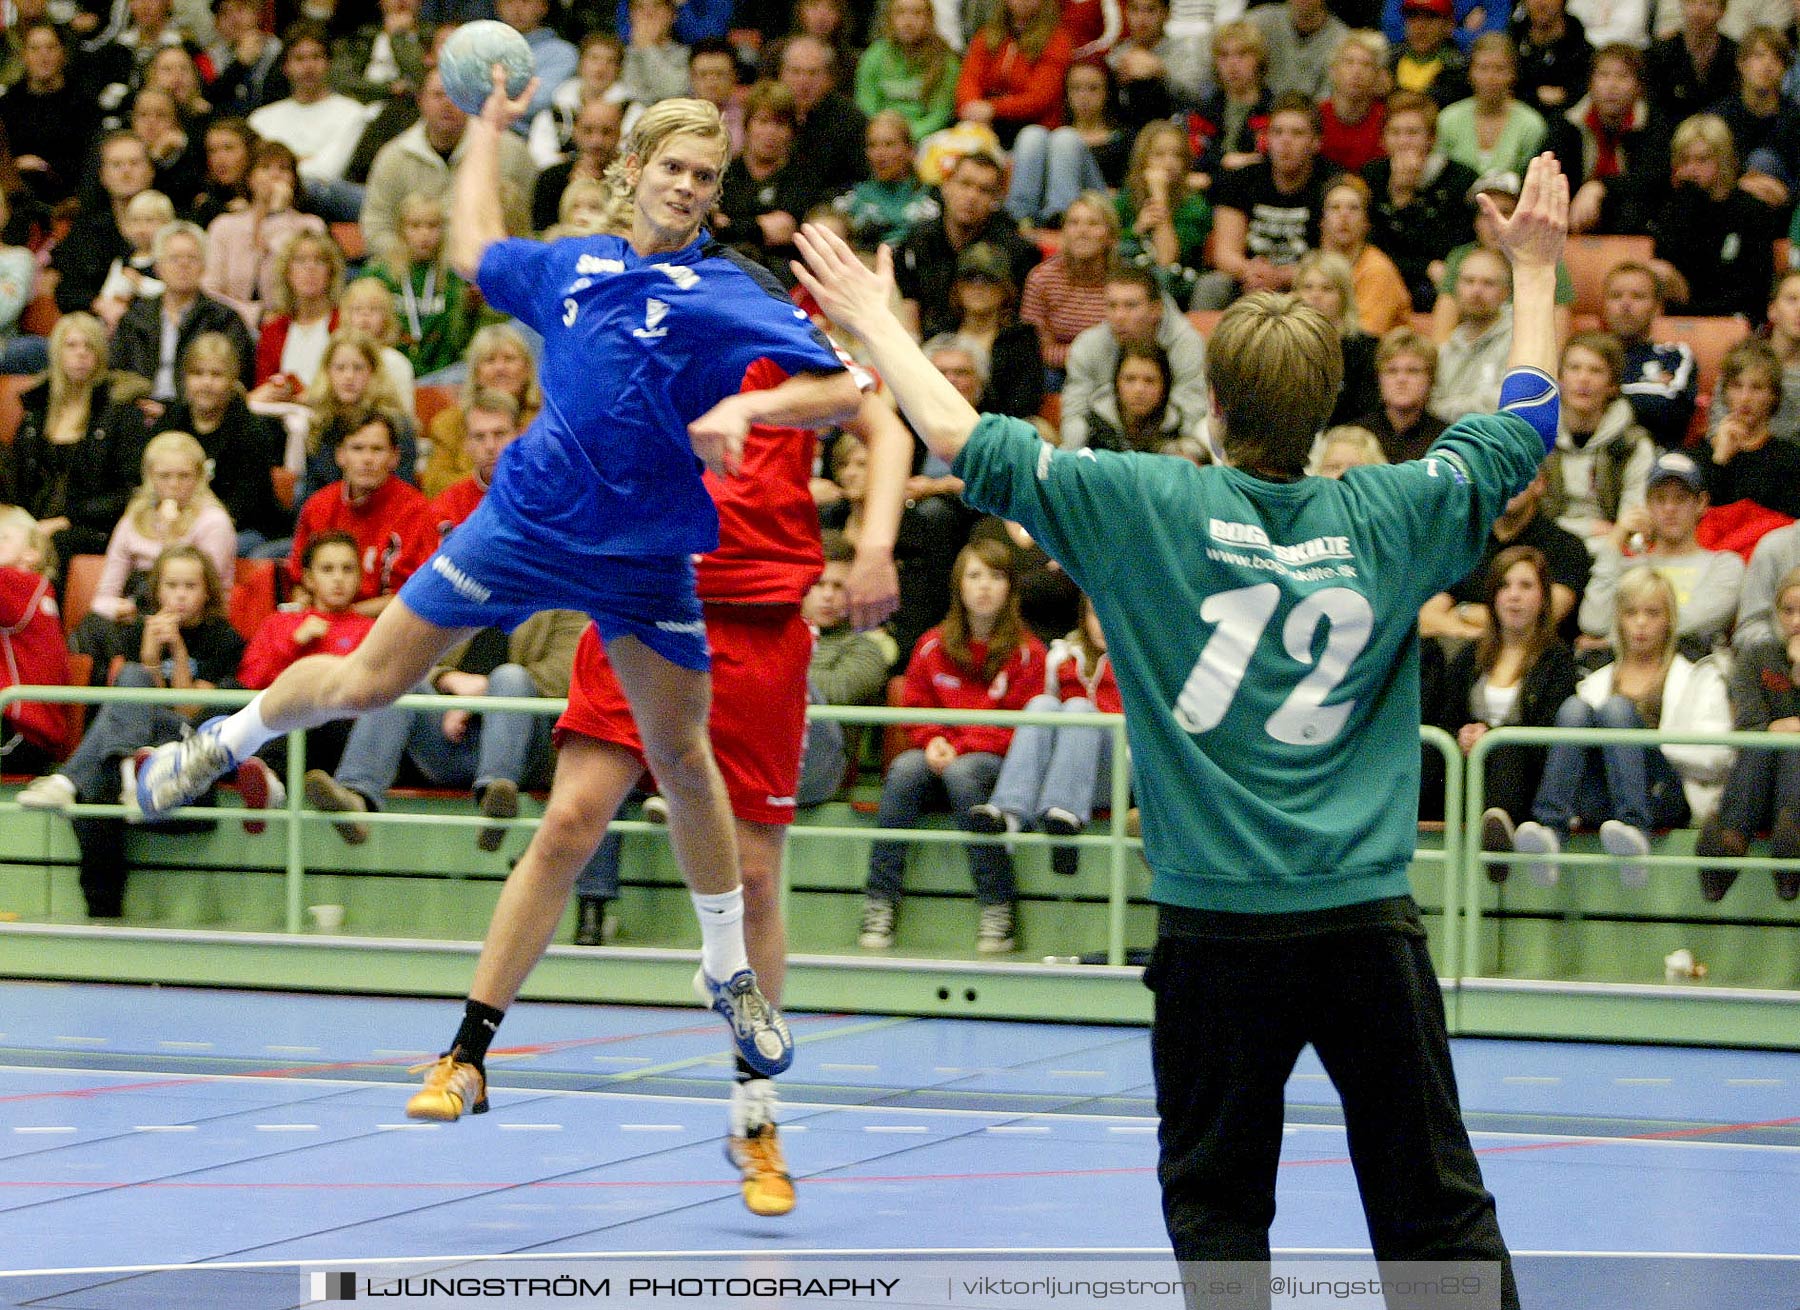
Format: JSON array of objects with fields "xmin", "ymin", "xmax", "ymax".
[
  {"xmin": 1294, "ymin": 249, "xmax": 1361, "ymax": 338},
  {"xmin": 462, "ymin": 323, "xmax": 543, "ymax": 418},
  {"xmin": 1125, "ymin": 120, "xmax": 1193, "ymax": 215},
  {"xmin": 340, "ymin": 277, "xmax": 401, "ymax": 347},
  {"xmin": 46, "ymin": 312, "xmax": 109, "ymax": 434},
  {"xmin": 1062, "ymin": 190, "xmax": 1120, "ymax": 249},
  {"xmin": 980, "ymin": 0, "xmax": 1060, "ymax": 58},
  {"xmin": 303, "ymin": 328, "xmax": 406, "ymax": 455},
  {"xmin": 123, "ymin": 188, "xmax": 176, "ymax": 229},
  {"xmin": 180, "ymin": 331, "xmax": 243, "ymax": 395},
  {"xmin": 126, "ymin": 430, "xmax": 226, "ymax": 539},
  {"xmin": 1208, "ymin": 292, "xmax": 1343, "ymax": 475},
  {"xmin": 878, "ymin": 0, "xmax": 952, "ymax": 106},
  {"xmin": 392, "ymin": 190, "xmax": 447, "ymax": 274},
  {"xmin": 1310, "ymin": 424, "xmax": 1387, "ymax": 475},
  {"xmin": 1670, "ymin": 111, "xmax": 1739, "ymax": 192},
  {"xmin": 0, "ymin": 504, "xmax": 54, "ymax": 579},
  {"xmin": 1211, "ymin": 19, "xmax": 1267, "ymax": 75},
  {"xmin": 1613, "ymin": 565, "xmax": 1680, "ymax": 676},
  {"xmin": 1335, "ymin": 27, "xmax": 1390, "ymax": 72},
  {"xmin": 272, "ymin": 229, "xmax": 347, "ymax": 318},
  {"xmin": 600, "ymin": 97, "xmax": 731, "ymax": 236},
  {"xmin": 555, "ymin": 175, "xmax": 611, "ymax": 234}
]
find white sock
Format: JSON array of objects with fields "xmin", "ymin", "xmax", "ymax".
[
  {"xmin": 691, "ymin": 886, "xmax": 750, "ymax": 982},
  {"xmin": 214, "ymin": 694, "xmax": 276, "ymax": 762}
]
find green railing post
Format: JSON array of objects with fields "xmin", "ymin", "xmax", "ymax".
[
  {"xmin": 1108, "ymin": 715, "xmax": 1132, "ymax": 967},
  {"xmin": 284, "ymin": 727, "xmax": 306, "ymax": 934},
  {"xmin": 1421, "ymin": 726, "xmax": 1463, "ymax": 987}
]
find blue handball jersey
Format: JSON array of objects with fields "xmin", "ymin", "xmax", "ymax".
[
  {"xmin": 475, "ymin": 232, "xmax": 845, "ymax": 561},
  {"xmin": 955, "ymin": 408, "xmax": 1547, "ymax": 915}
]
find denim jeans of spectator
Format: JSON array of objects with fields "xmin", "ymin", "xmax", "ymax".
[
  {"xmin": 1006, "ymin": 126, "xmax": 1106, "ymax": 225},
  {"xmin": 302, "ymin": 177, "xmax": 368, "ymax": 225},
  {"xmin": 1716, "ymin": 744, "xmax": 1800, "ymax": 834},
  {"xmin": 988, "ymin": 694, "xmax": 1112, "ymax": 825},
  {"xmin": 865, "ymin": 747, "xmax": 1012, "ymax": 905},
  {"xmin": 0, "ymin": 333, "xmax": 48, "ymax": 374},
  {"xmin": 332, "ymin": 664, "xmax": 550, "ymax": 806},
  {"xmin": 1531, "ymin": 695, "xmax": 1691, "ymax": 837}
]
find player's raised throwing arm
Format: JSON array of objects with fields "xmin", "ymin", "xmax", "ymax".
[
  {"xmin": 450, "ymin": 65, "xmax": 539, "ymax": 279},
  {"xmin": 792, "ymin": 232, "xmax": 981, "ymax": 469},
  {"xmin": 1487, "ymin": 152, "xmax": 1568, "ymax": 427}
]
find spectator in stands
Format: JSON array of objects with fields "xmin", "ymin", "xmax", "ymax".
[
  {"xmin": 86, "ymin": 0, "xmax": 193, "ymax": 125},
  {"xmin": 713, "ymin": 80, "xmax": 826, "ymax": 281},
  {"xmin": 369, "ymin": 192, "xmax": 481, "ymax": 380},
  {"xmin": 612, "ymin": 0, "xmax": 729, "ymax": 46},
  {"xmin": 1543, "ymin": 331, "xmax": 1655, "ymax": 544},
  {"xmin": 1420, "ymin": 463, "xmax": 1591, "ymax": 640},
  {"xmin": 152, "ymin": 332, "xmax": 289, "ymax": 554},
  {"xmin": 894, "ymin": 148, "xmax": 1041, "ymax": 341},
  {"xmin": 1111, "ymin": 0, "xmax": 1209, "ymax": 129},
  {"xmin": 0, "ymin": 507, "xmax": 68, "ymax": 775},
  {"xmin": 1430, "ymin": 544, "xmax": 1579, "ymax": 872},
  {"xmin": 1709, "ymin": 267, "xmax": 1800, "ymax": 442},
  {"xmin": 92, "ymin": 190, "xmax": 174, "ymax": 332},
  {"xmin": 1020, "ymin": 190, "xmax": 1116, "ymax": 390},
  {"xmin": 331, "ymin": 0, "xmax": 431, "ymax": 106},
  {"xmin": 146, "ymin": 46, "xmax": 213, "ymax": 133},
  {"xmin": 969, "ymin": 591, "xmax": 1119, "ymax": 876},
  {"xmin": 1713, "ymin": 26, "xmax": 1800, "ymax": 196},
  {"xmin": 855, "ymin": 0, "xmax": 960, "ymax": 144},
  {"xmin": 296, "ymin": 327, "xmax": 416, "ymax": 504},
  {"xmin": 339, "ymin": 276, "xmax": 416, "ymax": 417},
  {"xmin": 132, "ymin": 86, "xmax": 203, "ymax": 213},
  {"xmin": 1438, "ymin": 34, "xmax": 1551, "ymax": 177},
  {"xmin": 361, "ymin": 68, "xmax": 536, "ymax": 270},
  {"xmin": 1060, "ymin": 262, "xmax": 1210, "ymax": 450},
  {"xmin": 1512, "ymin": 566, "xmax": 1733, "ymax": 887},
  {"xmin": 618, "ymin": 0, "xmax": 690, "ymax": 109},
  {"xmin": 1114, "ymin": 117, "xmax": 1211, "ymax": 304},
  {"xmin": 1311, "ymin": 423, "xmax": 1386, "ymax": 475},
  {"xmin": 1319, "ymin": 28, "xmax": 1391, "ymax": 173},
  {"xmin": 766, "ymin": 0, "xmax": 858, "ymax": 80},
  {"xmin": 1563, "ymin": 44, "xmax": 1674, "ymax": 235},
  {"xmin": 1254, "ymin": 0, "xmax": 1349, "ymax": 102},
  {"xmin": 1430, "ymin": 245, "xmax": 1514, "ymax": 420},
  {"xmin": 203, "ymin": 0, "xmax": 284, "ymax": 117},
  {"xmin": 1359, "ymin": 325, "xmax": 1447, "ymax": 460},
  {"xmin": 1580, "ymin": 449, "xmax": 1744, "ymax": 662},
  {"xmin": 945, "ymin": 242, "xmax": 1044, "ymax": 420},
  {"xmin": 684, "ymin": 37, "xmax": 743, "ymax": 155},
  {"xmin": 833, "ymin": 110, "xmax": 936, "ymax": 249},
  {"xmin": 1317, "ymin": 173, "xmax": 1413, "ymax": 334},
  {"xmin": 301, "ymin": 606, "xmax": 586, "ymax": 848},
  {"xmin": 530, "ymin": 96, "xmax": 622, "ymax": 232},
  {"xmin": 237, "ymin": 533, "xmax": 374, "ymax": 710},
  {"xmin": 1699, "ymin": 561, "xmax": 1800, "ymax": 900},
  {"xmin": 112, "ymin": 222, "xmax": 257, "ymax": 402},
  {"xmin": 1009, "ymin": 61, "xmax": 1129, "ymax": 228},
  {"xmin": 857, "ymin": 538, "xmax": 1044, "ymax": 955},
  {"xmin": 191, "ymin": 117, "xmax": 255, "ymax": 230},
  {"xmin": 1513, "ymin": 0, "xmax": 1591, "ymax": 114},
  {"xmin": 0, "ymin": 22, "xmax": 101, "ymax": 205},
  {"xmin": 247, "ymin": 23, "xmax": 375, "ymax": 222},
  {"xmin": 955, "ymin": 0, "xmax": 1075, "ymax": 147},
  {"xmin": 1392, "ymin": 0, "xmax": 1470, "ymax": 106},
  {"xmin": 1081, "ymin": 337, "xmax": 1207, "ymax": 459},
  {"xmin": 496, "ymin": 0, "xmax": 574, "ymax": 130},
  {"xmin": 428, "ymin": 388, "xmax": 519, "ymax": 539},
  {"xmin": 0, "ymin": 187, "xmax": 41, "ymax": 375},
  {"xmin": 1194, "ymin": 91, "xmax": 1337, "ymax": 307},
  {"xmin": 1364, "ymin": 91, "xmax": 1479, "ymax": 309},
  {"xmin": 1294, "ymin": 249, "xmax": 1383, "ymax": 424},
  {"xmin": 1647, "ymin": 0, "xmax": 1739, "ymax": 119},
  {"xmin": 287, "ymin": 410, "xmax": 433, "ymax": 615},
  {"xmin": 1188, "ymin": 18, "xmax": 1275, "ymax": 187},
  {"xmin": 1698, "ymin": 337, "xmax": 1800, "ymax": 514},
  {"xmin": 1736, "ymin": 518, "xmax": 1800, "ymax": 644},
  {"xmin": 14, "ymin": 312, "xmax": 151, "ymax": 562},
  {"xmin": 249, "ymin": 228, "xmax": 344, "ymax": 401},
  {"xmin": 15, "ymin": 544, "xmax": 244, "ymax": 919},
  {"xmin": 527, "ymin": 32, "xmax": 623, "ymax": 171},
  {"xmin": 203, "ymin": 140, "xmax": 326, "ymax": 328},
  {"xmin": 1603, "ymin": 260, "xmax": 1697, "ymax": 449},
  {"xmin": 419, "ymin": 323, "xmax": 540, "ymax": 497},
  {"xmin": 1432, "ymin": 170, "xmax": 1576, "ymax": 343},
  {"xmin": 779, "ymin": 33, "xmax": 867, "ymax": 194},
  {"xmin": 1649, "ymin": 113, "xmax": 1783, "ymax": 320},
  {"xmin": 50, "ymin": 130, "xmax": 152, "ymax": 315},
  {"xmin": 1568, "ymin": 0, "xmax": 1650, "ymax": 48}
]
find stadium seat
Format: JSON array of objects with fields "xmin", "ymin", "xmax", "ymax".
[
  {"xmin": 61, "ymin": 554, "xmax": 104, "ymax": 637},
  {"xmin": 1565, "ymin": 234, "xmax": 1653, "ymax": 317},
  {"xmin": 414, "ymin": 383, "xmax": 457, "ymax": 434},
  {"xmin": 271, "ymin": 465, "xmax": 296, "ymax": 510},
  {"xmin": 0, "ymin": 374, "xmax": 31, "ymax": 443},
  {"xmin": 58, "ymin": 653, "xmax": 91, "ymax": 757},
  {"xmin": 1038, "ymin": 391, "xmax": 1061, "ymax": 428},
  {"xmin": 229, "ymin": 558, "xmax": 277, "ymax": 644},
  {"xmin": 882, "ymin": 675, "xmax": 909, "ymax": 773},
  {"xmin": 329, "ymin": 222, "xmax": 366, "ymax": 263},
  {"xmin": 1185, "ymin": 310, "xmax": 1222, "ymax": 337},
  {"xmin": 19, "ymin": 292, "xmax": 58, "ymax": 337}
]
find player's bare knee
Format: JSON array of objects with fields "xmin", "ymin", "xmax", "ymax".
[{"xmin": 641, "ymin": 735, "xmax": 714, "ymax": 798}]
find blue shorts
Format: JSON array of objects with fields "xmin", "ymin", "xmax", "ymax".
[{"xmin": 397, "ymin": 499, "xmax": 710, "ymax": 671}]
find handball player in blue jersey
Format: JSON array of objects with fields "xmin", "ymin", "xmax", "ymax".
[{"xmin": 136, "ymin": 70, "xmax": 863, "ymax": 1082}]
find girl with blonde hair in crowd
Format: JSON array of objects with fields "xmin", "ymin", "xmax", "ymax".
[{"xmin": 419, "ymin": 324, "xmax": 542, "ymax": 498}]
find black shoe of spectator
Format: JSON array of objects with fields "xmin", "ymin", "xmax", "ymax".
[{"xmin": 1696, "ymin": 818, "xmax": 1745, "ymax": 903}]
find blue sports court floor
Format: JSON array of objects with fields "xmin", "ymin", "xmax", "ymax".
[{"xmin": 0, "ymin": 980, "xmax": 1794, "ymax": 1308}]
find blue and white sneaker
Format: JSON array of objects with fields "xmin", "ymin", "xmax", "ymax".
[
  {"xmin": 693, "ymin": 967, "xmax": 793, "ymax": 1076},
  {"xmin": 135, "ymin": 716, "xmax": 238, "ymax": 821}
]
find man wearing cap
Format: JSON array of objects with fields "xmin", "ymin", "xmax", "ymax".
[
  {"xmin": 1579, "ymin": 449, "xmax": 1745, "ymax": 658},
  {"xmin": 1393, "ymin": 0, "xmax": 1471, "ymax": 106},
  {"xmin": 1603, "ymin": 260, "xmax": 1697, "ymax": 450},
  {"xmin": 1249, "ymin": 0, "xmax": 1349, "ymax": 101}
]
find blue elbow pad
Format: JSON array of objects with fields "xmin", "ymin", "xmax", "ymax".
[{"xmin": 1499, "ymin": 367, "xmax": 1560, "ymax": 451}]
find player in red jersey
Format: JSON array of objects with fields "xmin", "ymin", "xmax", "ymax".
[{"xmin": 405, "ymin": 378, "xmax": 910, "ymax": 1217}]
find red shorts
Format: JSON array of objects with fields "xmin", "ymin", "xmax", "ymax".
[{"xmin": 557, "ymin": 603, "xmax": 813, "ymax": 827}]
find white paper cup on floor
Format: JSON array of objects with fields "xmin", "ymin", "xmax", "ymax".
[{"xmin": 307, "ymin": 904, "xmax": 345, "ymax": 932}]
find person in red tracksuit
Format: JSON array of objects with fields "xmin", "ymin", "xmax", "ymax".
[
  {"xmin": 0, "ymin": 508, "xmax": 72, "ymax": 772},
  {"xmin": 859, "ymin": 535, "xmax": 1045, "ymax": 956},
  {"xmin": 288, "ymin": 412, "xmax": 435, "ymax": 615}
]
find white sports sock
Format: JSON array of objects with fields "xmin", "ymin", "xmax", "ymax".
[
  {"xmin": 691, "ymin": 886, "xmax": 750, "ymax": 982},
  {"xmin": 214, "ymin": 693, "xmax": 276, "ymax": 762}
]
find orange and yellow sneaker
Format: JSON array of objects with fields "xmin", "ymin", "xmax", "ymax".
[
  {"xmin": 727, "ymin": 1078, "xmax": 793, "ymax": 1215},
  {"xmin": 405, "ymin": 1054, "xmax": 487, "ymax": 1121}
]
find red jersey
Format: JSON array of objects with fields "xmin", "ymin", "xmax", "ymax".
[
  {"xmin": 1319, "ymin": 100, "xmax": 1388, "ymax": 174},
  {"xmin": 430, "ymin": 476, "xmax": 485, "ymax": 542},
  {"xmin": 0, "ymin": 566, "xmax": 70, "ymax": 754},
  {"xmin": 1051, "ymin": 644, "xmax": 1122, "ymax": 715},
  {"xmin": 901, "ymin": 625, "xmax": 1046, "ymax": 757},
  {"xmin": 697, "ymin": 356, "xmax": 822, "ymax": 606},
  {"xmin": 290, "ymin": 477, "xmax": 437, "ymax": 602},
  {"xmin": 238, "ymin": 608, "xmax": 378, "ymax": 689}
]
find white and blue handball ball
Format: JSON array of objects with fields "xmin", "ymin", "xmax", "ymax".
[{"xmin": 437, "ymin": 20, "xmax": 536, "ymax": 116}]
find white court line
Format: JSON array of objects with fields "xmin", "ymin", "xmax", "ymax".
[
  {"xmin": 986, "ymin": 1125, "xmax": 1051, "ymax": 1134},
  {"xmin": 1615, "ymin": 1077, "xmax": 1674, "ymax": 1086},
  {"xmin": 52, "ymin": 1036, "xmax": 107, "ymax": 1046},
  {"xmin": 156, "ymin": 1041, "xmax": 214, "ymax": 1051},
  {"xmin": 9, "ymin": 1248, "xmax": 1800, "ymax": 1279},
  {"xmin": 132, "ymin": 1125, "xmax": 196, "ymax": 1133},
  {"xmin": 1107, "ymin": 1125, "xmax": 1157, "ymax": 1134},
  {"xmin": 253, "ymin": 1124, "xmax": 319, "ymax": 1132},
  {"xmin": 13, "ymin": 1126, "xmax": 75, "ymax": 1134},
  {"xmin": 1727, "ymin": 1078, "xmax": 1784, "ymax": 1086},
  {"xmin": 1283, "ymin": 1121, "xmax": 1800, "ymax": 1155}
]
